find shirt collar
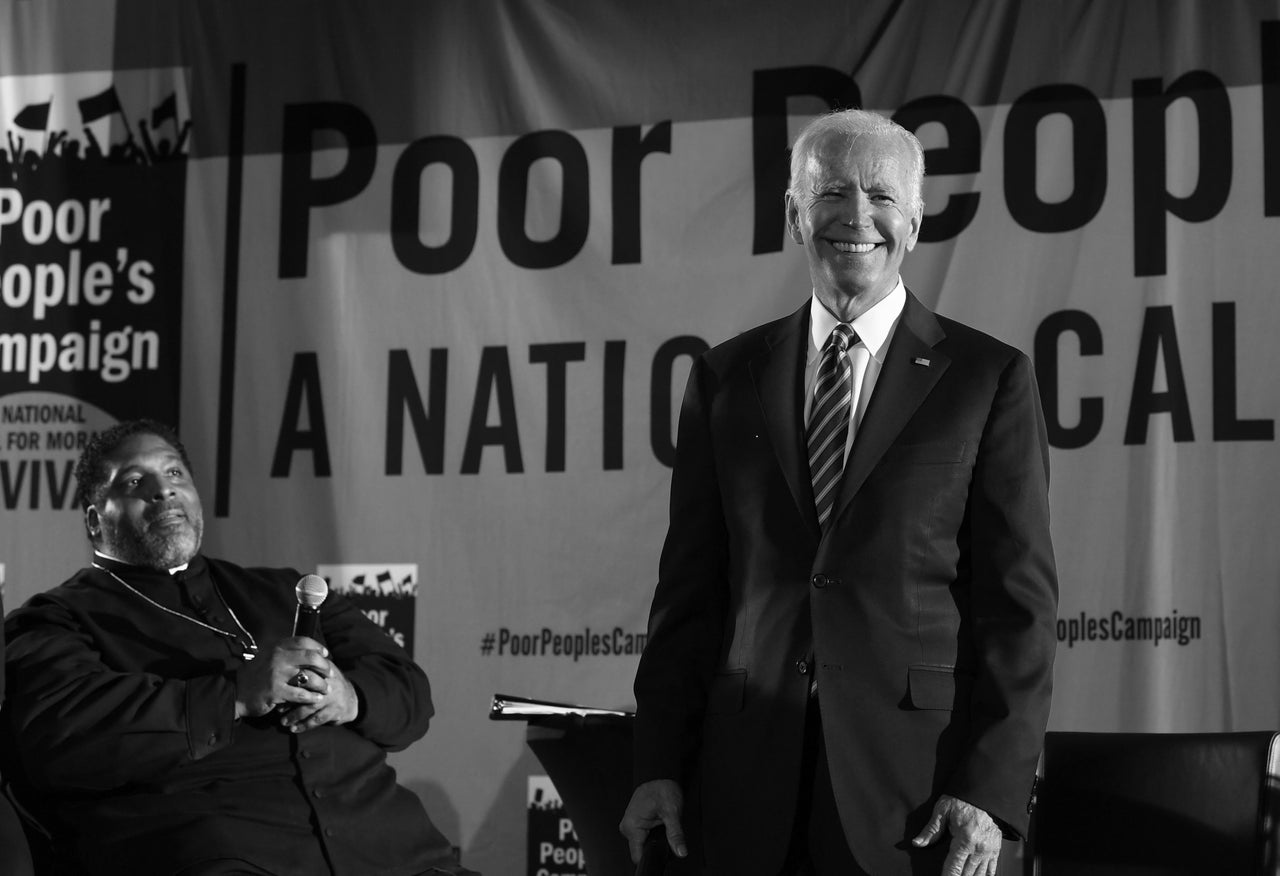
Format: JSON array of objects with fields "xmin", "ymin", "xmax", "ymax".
[{"xmin": 808, "ymin": 278, "xmax": 907, "ymax": 363}]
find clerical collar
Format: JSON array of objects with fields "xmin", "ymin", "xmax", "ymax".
[{"xmin": 93, "ymin": 551, "xmax": 197, "ymax": 577}]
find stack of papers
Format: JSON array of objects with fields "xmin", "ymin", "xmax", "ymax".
[{"xmin": 488, "ymin": 693, "xmax": 634, "ymax": 721}]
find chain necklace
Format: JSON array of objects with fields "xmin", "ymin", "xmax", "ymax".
[{"xmin": 92, "ymin": 562, "xmax": 260, "ymax": 661}]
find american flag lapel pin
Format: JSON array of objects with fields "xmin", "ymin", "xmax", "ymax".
[{"xmin": 913, "ymin": 357, "xmax": 931, "ymax": 366}]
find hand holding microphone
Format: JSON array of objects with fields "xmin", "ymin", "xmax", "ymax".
[{"xmin": 234, "ymin": 574, "xmax": 358, "ymax": 728}]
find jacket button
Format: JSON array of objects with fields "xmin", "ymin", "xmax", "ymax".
[
  {"xmin": 811, "ymin": 574, "xmax": 827, "ymax": 589},
  {"xmin": 796, "ymin": 659, "xmax": 809, "ymax": 675}
]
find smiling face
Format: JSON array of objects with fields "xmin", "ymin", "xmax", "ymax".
[
  {"xmin": 86, "ymin": 431, "xmax": 204, "ymax": 570},
  {"xmin": 786, "ymin": 128, "xmax": 922, "ymax": 320}
]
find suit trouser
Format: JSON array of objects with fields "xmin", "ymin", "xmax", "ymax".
[{"xmin": 779, "ymin": 694, "xmax": 869, "ymax": 876}]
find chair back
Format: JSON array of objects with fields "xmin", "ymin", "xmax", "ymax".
[{"xmin": 1027, "ymin": 730, "xmax": 1280, "ymax": 875}]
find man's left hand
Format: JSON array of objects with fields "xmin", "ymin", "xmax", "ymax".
[
  {"xmin": 911, "ymin": 794, "xmax": 1002, "ymax": 876},
  {"xmin": 279, "ymin": 650, "xmax": 360, "ymax": 733}
]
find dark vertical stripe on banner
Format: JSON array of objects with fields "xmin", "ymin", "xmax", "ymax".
[
  {"xmin": 1264, "ymin": 22, "xmax": 1280, "ymax": 217},
  {"xmin": 215, "ymin": 63, "xmax": 247, "ymax": 518}
]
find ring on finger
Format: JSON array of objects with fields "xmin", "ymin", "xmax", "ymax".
[{"xmin": 294, "ymin": 671, "xmax": 308, "ymax": 686}]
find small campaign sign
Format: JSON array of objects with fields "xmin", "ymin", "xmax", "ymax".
[
  {"xmin": 316, "ymin": 563, "xmax": 417, "ymax": 658},
  {"xmin": 527, "ymin": 775, "xmax": 588, "ymax": 876}
]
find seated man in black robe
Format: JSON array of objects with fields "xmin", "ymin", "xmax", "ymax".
[{"xmin": 4, "ymin": 419, "xmax": 475, "ymax": 876}]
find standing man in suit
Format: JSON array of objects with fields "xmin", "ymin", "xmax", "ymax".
[{"xmin": 619, "ymin": 109, "xmax": 1058, "ymax": 875}]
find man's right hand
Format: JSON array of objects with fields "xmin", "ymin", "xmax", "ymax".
[
  {"xmin": 619, "ymin": 779, "xmax": 688, "ymax": 864},
  {"xmin": 234, "ymin": 636, "xmax": 331, "ymax": 719}
]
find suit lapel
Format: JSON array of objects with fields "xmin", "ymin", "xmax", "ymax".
[
  {"xmin": 830, "ymin": 291, "xmax": 949, "ymax": 527},
  {"xmin": 749, "ymin": 303, "xmax": 821, "ymax": 539}
]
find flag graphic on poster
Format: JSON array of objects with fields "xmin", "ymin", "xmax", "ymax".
[
  {"xmin": 150, "ymin": 93, "xmax": 177, "ymax": 128},
  {"xmin": 12, "ymin": 100, "xmax": 51, "ymax": 131},
  {"xmin": 77, "ymin": 85, "xmax": 122, "ymax": 124}
]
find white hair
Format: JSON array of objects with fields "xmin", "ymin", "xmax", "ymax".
[{"xmin": 787, "ymin": 109, "xmax": 925, "ymax": 213}]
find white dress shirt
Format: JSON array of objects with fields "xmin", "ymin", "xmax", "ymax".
[{"xmin": 802, "ymin": 279, "xmax": 907, "ymax": 463}]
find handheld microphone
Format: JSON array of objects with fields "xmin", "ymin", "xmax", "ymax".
[{"xmin": 293, "ymin": 574, "xmax": 328, "ymax": 641}]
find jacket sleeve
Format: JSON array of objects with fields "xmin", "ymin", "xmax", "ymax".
[
  {"xmin": 3, "ymin": 596, "xmax": 240, "ymax": 793},
  {"xmin": 320, "ymin": 589, "xmax": 434, "ymax": 752},
  {"xmin": 632, "ymin": 354, "xmax": 730, "ymax": 786},
  {"xmin": 943, "ymin": 351, "xmax": 1059, "ymax": 837}
]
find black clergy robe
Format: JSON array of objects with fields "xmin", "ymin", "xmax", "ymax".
[{"xmin": 4, "ymin": 555, "xmax": 455, "ymax": 876}]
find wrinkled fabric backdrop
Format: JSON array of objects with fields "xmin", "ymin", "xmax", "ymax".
[{"xmin": 2, "ymin": 1, "xmax": 1278, "ymax": 871}]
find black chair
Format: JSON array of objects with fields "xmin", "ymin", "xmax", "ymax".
[
  {"xmin": 0, "ymin": 709, "xmax": 65, "ymax": 876},
  {"xmin": 0, "ymin": 777, "xmax": 37, "ymax": 876},
  {"xmin": 1026, "ymin": 730, "xmax": 1280, "ymax": 875}
]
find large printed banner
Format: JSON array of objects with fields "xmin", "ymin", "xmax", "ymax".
[{"xmin": 2, "ymin": 2, "xmax": 1278, "ymax": 871}]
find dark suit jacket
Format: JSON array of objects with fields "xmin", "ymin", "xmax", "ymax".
[{"xmin": 632, "ymin": 292, "xmax": 1058, "ymax": 875}]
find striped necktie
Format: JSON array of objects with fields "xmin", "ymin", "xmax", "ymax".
[{"xmin": 807, "ymin": 323, "xmax": 857, "ymax": 528}]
